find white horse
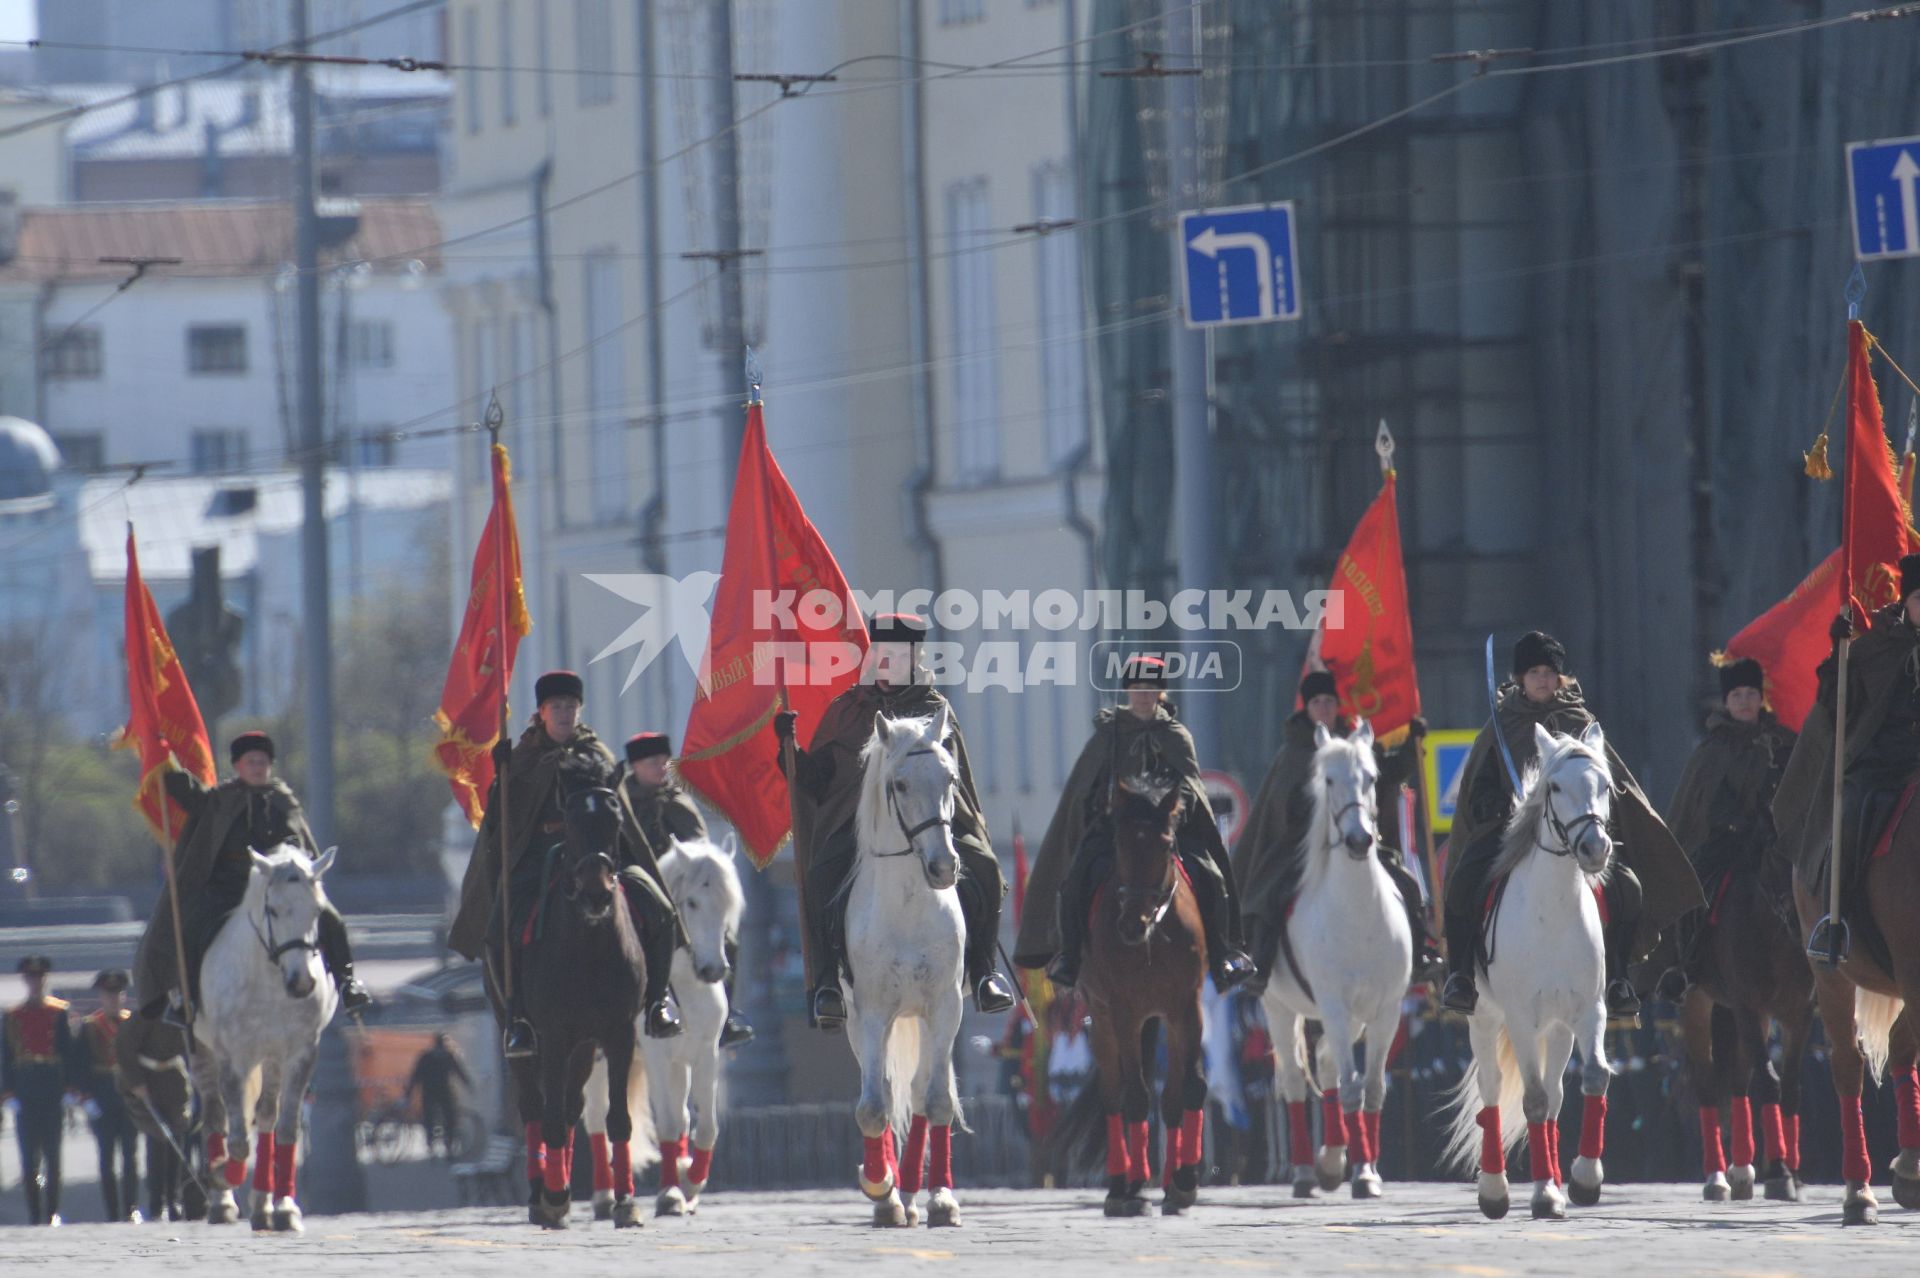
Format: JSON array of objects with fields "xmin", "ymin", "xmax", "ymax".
[
  {"xmin": 1442, "ymin": 722, "xmax": 1616, "ymax": 1221},
  {"xmin": 583, "ymin": 834, "xmax": 743, "ymax": 1219},
  {"xmin": 192, "ymin": 843, "xmax": 340, "ymax": 1232},
  {"xmin": 843, "ymin": 708, "xmax": 967, "ymax": 1229},
  {"xmin": 1259, "ymin": 719, "xmax": 1412, "ymax": 1200}
]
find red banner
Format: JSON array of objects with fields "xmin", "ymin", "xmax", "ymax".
[
  {"xmin": 1841, "ymin": 320, "xmax": 1909, "ymax": 620},
  {"xmin": 432, "ymin": 443, "xmax": 531, "ymax": 827},
  {"xmin": 113, "ymin": 527, "xmax": 217, "ymax": 844},
  {"xmin": 1300, "ymin": 470, "xmax": 1421, "ymax": 743},
  {"xmin": 1716, "ymin": 550, "xmax": 1839, "ymax": 733},
  {"xmin": 677, "ymin": 403, "xmax": 867, "ymax": 868}
]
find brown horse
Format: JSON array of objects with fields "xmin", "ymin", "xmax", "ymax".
[
  {"xmin": 1794, "ymin": 813, "xmax": 1920, "ymax": 1226},
  {"xmin": 1677, "ymin": 850, "xmax": 1815, "ymax": 1203},
  {"xmin": 1073, "ymin": 774, "xmax": 1208, "ymax": 1217}
]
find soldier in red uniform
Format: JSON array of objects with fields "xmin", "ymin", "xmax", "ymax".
[
  {"xmin": 71, "ymin": 970, "xmax": 140, "ymax": 1221},
  {"xmin": 3, "ymin": 955, "xmax": 74, "ymax": 1225}
]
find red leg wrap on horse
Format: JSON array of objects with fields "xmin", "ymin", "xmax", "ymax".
[
  {"xmin": 1287, "ymin": 1100, "xmax": 1313, "ymax": 1168},
  {"xmin": 1106, "ymin": 1115, "xmax": 1129, "ymax": 1179},
  {"xmin": 884, "ymin": 1127, "xmax": 898, "ymax": 1176},
  {"xmin": 862, "ymin": 1134, "xmax": 889, "ymax": 1188},
  {"xmin": 613, "ymin": 1142, "xmax": 634, "ymax": 1197},
  {"xmin": 225, "ymin": 1155, "xmax": 248, "ymax": 1189},
  {"xmin": 687, "ymin": 1145, "xmax": 712, "ymax": 1187},
  {"xmin": 1528, "ymin": 1121, "xmax": 1553, "ymax": 1184},
  {"xmin": 1476, "ymin": 1107, "xmax": 1504, "ymax": 1175},
  {"xmin": 660, "ymin": 1137, "xmax": 684, "ymax": 1189},
  {"xmin": 1730, "ymin": 1097, "xmax": 1755, "ymax": 1167},
  {"xmin": 1786, "ymin": 1112, "xmax": 1801, "ymax": 1169},
  {"xmin": 1126, "ymin": 1121, "xmax": 1151, "ymax": 1184},
  {"xmin": 1840, "ymin": 1095, "xmax": 1872, "ymax": 1185},
  {"xmin": 274, "ymin": 1140, "xmax": 297, "ymax": 1200},
  {"xmin": 1163, "ymin": 1122, "xmax": 1183, "ymax": 1187},
  {"xmin": 591, "ymin": 1133, "xmax": 612, "ymax": 1192},
  {"xmin": 1321, "ymin": 1094, "xmax": 1346, "ymax": 1147},
  {"xmin": 1344, "ymin": 1109, "xmax": 1369, "ymax": 1165},
  {"xmin": 1698, "ymin": 1106, "xmax": 1726, "ymax": 1175},
  {"xmin": 253, "ymin": 1133, "xmax": 275, "ymax": 1193},
  {"xmin": 1181, "ymin": 1109, "xmax": 1205, "ymax": 1169},
  {"xmin": 1548, "ymin": 1120, "xmax": 1564, "ymax": 1185},
  {"xmin": 207, "ymin": 1131, "xmax": 227, "ymax": 1166},
  {"xmin": 1897, "ymin": 1071, "xmax": 1920, "ymax": 1150},
  {"xmin": 1579, "ymin": 1094, "xmax": 1606, "ymax": 1161},
  {"xmin": 561, "ymin": 1127, "xmax": 575, "ymax": 1187},
  {"xmin": 900, "ymin": 1116, "xmax": 929, "ymax": 1196},
  {"xmin": 1364, "ymin": 1111, "xmax": 1382, "ymax": 1168},
  {"xmin": 524, "ymin": 1122, "xmax": 545, "ymax": 1182},
  {"xmin": 543, "ymin": 1139, "xmax": 568, "ymax": 1195},
  {"xmin": 1761, "ymin": 1103, "xmax": 1787, "ymax": 1163},
  {"xmin": 928, "ymin": 1125, "xmax": 953, "ymax": 1192}
]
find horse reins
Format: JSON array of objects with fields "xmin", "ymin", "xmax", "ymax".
[
  {"xmin": 250, "ymin": 893, "xmax": 319, "ymax": 966},
  {"xmin": 875, "ymin": 746, "xmax": 952, "ymax": 858}
]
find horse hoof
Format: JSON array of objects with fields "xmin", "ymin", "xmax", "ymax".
[
  {"xmin": 903, "ymin": 1199, "xmax": 922, "ymax": 1227},
  {"xmin": 1350, "ymin": 1171, "xmax": 1383, "ymax": 1200},
  {"xmin": 1104, "ymin": 1194, "xmax": 1154, "ymax": 1219},
  {"xmin": 206, "ymin": 1197, "xmax": 237, "ymax": 1226},
  {"xmin": 1567, "ymin": 1157, "xmax": 1602, "ymax": 1207},
  {"xmin": 1531, "ymin": 1186, "xmax": 1567, "ymax": 1221},
  {"xmin": 1765, "ymin": 1174, "xmax": 1800, "ymax": 1203},
  {"xmin": 927, "ymin": 1188, "xmax": 961, "ymax": 1228},
  {"xmin": 859, "ymin": 1169, "xmax": 896, "ymax": 1203},
  {"xmin": 1703, "ymin": 1173, "xmax": 1730, "ymax": 1203},
  {"xmin": 1566, "ymin": 1178, "xmax": 1600, "ymax": 1208},
  {"xmin": 1890, "ymin": 1167, "xmax": 1920, "ymax": 1212},
  {"xmin": 1477, "ymin": 1172, "xmax": 1509, "ymax": 1220},
  {"xmin": 538, "ymin": 1190, "xmax": 570, "ymax": 1230},
  {"xmin": 655, "ymin": 1187, "xmax": 687, "ymax": 1218},
  {"xmin": 1729, "ymin": 1164, "xmax": 1755, "ymax": 1201},
  {"xmin": 1843, "ymin": 1186, "xmax": 1879, "ymax": 1226},
  {"xmin": 250, "ymin": 1200, "xmax": 272, "ymax": 1232},
  {"xmin": 872, "ymin": 1192, "xmax": 908, "ymax": 1228},
  {"xmin": 593, "ymin": 1189, "xmax": 614, "ymax": 1221},
  {"xmin": 614, "ymin": 1198, "xmax": 645, "ymax": 1229},
  {"xmin": 1291, "ymin": 1177, "xmax": 1318, "ymax": 1199},
  {"xmin": 1315, "ymin": 1147, "xmax": 1348, "ymax": 1193},
  {"xmin": 271, "ymin": 1201, "xmax": 303, "ymax": 1234},
  {"xmin": 1478, "ymin": 1194, "xmax": 1509, "ymax": 1221}
]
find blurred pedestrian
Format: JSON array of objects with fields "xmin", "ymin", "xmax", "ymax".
[
  {"xmin": 71, "ymin": 970, "xmax": 140, "ymax": 1221},
  {"xmin": 3, "ymin": 955, "xmax": 73, "ymax": 1225},
  {"xmin": 406, "ymin": 1033, "xmax": 472, "ymax": 1159}
]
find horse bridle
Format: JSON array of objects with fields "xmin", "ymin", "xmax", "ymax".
[
  {"xmin": 251, "ymin": 890, "xmax": 319, "ymax": 965},
  {"xmin": 874, "ymin": 747, "xmax": 952, "ymax": 858},
  {"xmin": 1538, "ymin": 792, "xmax": 1607, "ymax": 859},
  {"xmin": 1323, "ymin": 792, "xmax": 1374, "ymax": 853},
  {"xmin": 1114, "ymin": 850, "xmax": 1178, "ymax": 943}
]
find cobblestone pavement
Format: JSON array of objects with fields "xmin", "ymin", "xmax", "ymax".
[{"xmin": 4, "ymin": 1181, "xmax": 1919, "ymax": 1275}]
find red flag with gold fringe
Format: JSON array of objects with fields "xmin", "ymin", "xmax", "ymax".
[
  {"xmin": 113, "ymin": 527, "xmax": 217, "ymax": 844},
  {"xmin": 1839, "ymin": 321, "xmax": 1910, "ymax": 621},
  {"xmin": 1715, "ymin": 550, "xmax": 1839, "ymax": 733},
  {"xmin": 1300, "ymin": 467, "xmax": 1421, "ymax": 745}
]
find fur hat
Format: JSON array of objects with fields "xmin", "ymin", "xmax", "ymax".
[
  {"xmin": 1719, "ymin": 658, "xmax": 1764, "ymax": 699},
  {"xmin": 534, "ymin": 670, "xmax": 585, "ymax": 704},
  {"xmin": 1511, "ymin": 631, "xmax": 1567, "ymax": 678},
  {"xmin": 866, "ymin": 612, "xmax": 929, "ymax": 644},
  {"xmin": 1299, "ymin": 669, "xmax": 1339, "ymax": 703},
  {"xmin": 229, "ymin": 730, "xmax": 275, "ymax": 763},
  {"xmin": 625, "ymin": 732, "xmax": 671, "ymax": 763}
]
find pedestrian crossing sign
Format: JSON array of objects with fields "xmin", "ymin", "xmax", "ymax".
[{"xmin": 1421, "ymin": 730, "xmax": 1478, "ymax": 834}]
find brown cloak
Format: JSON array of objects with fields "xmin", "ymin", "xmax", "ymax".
[
  {"xmin": 1772, "ymin": 602, "xmax": 1920, "ymax": 882},
  {"xmin": 132, "ymin": 772, "xmax": 316, "ymax": 1004},
  {"xmin": 1012, "ymin": 703, "xmax": 1214, "ymax": 967},
  {"xmin": 1666, "ymin": 710, "xmax": 1794, "ymax": 873},
  {"xmin": 622, "ymin": 773, "xmax": 708, "ymax": 853},
  {"xmin": 1452, "ymin": 680, "xmax": 1702, "ymax": 957}
]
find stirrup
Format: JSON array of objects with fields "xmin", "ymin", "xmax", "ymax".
[
  {"xmin": 1212, "ymin": 950, "xmax": 1256, "ymax": 991},
  {"xmin": 811, "ymin": 985, "xmax": 847, "ymax": 1031},
  {"xmin": 1440, "ymin": 972, "xmax": 1478, "ymax": 1014},
  {"xmin": 502, "ymin": 1020, "xmax": 537, "ymax": 1059},
  {"xmin": 1806, "ymin": 914, "xmax": 1849, "ymax": 967},
  {"xmin": 1044, "ymin": 951, "xmax": 1080, "ymax": 991},
  {"xmin": 719, "ymin": 1013, "xmax": 755, "ymax": 1049},
  {"xmin": 1605, "ymin": 978, "xmax": 1642, "ymax": 1019},
  {"xmin": 644, "ymin": 999, "xmax": 684, "ymax": 1039},
  {"xmin": 974, "ymin": 972, "xmax": 1016, "ymax": 1014}
]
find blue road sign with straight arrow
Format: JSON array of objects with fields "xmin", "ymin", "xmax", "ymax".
[
  {"xmin": 1848, "ymin": 135, "xmax": 1920, "ymax": 262},
  {"xmin": 1179, "ymin": 203, "xmax": 1302, "ymax": 328}
]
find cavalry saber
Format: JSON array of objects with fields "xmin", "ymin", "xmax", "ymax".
[
  {"xmin": 1484, "ymin": 635, "xmax": 1524, "ymax": 793},
  {"xmin": 139, "ymin": 1090, "xmax": 192, "ymax": 1169}
]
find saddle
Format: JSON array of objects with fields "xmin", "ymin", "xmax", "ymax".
[{"xmin": 1477, "ymin": 874, "xmax": 1609, "ymax": 970}]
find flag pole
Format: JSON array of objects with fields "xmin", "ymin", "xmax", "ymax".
[
  {"xmin": 131, "ymin": 524, "xmax": 196, "ymax": 1034},
  {"xmin": 1376, "ymin": 424, "xmax": 1442, "ymax": 938},
  {"xmin": 485, "ymin": 393, "xmax": 514, "ymax": 1006}
]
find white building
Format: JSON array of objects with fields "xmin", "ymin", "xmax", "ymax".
[{"xmin": 0, "ymin": 198, "xmax": 453, "ymax": 477}]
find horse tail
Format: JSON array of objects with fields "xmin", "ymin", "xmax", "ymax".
[
  {"xmin": 582, "ymin": 1052, "xmax": 610, "ymax": 1135},
  {"xmin": 1051, "ymin": 1069, "xmax": 1110, "ymax": 1176},
  {"xmin": 884, "ymin": 1015, "xmax": 922, "ymax": 1137},
  {"xmin": 1855, "ymin": 988, "xmax": 1906, "ymax": 1085},
  {"xmin": 1438, "ymin": 1023, "xmax": 1526, "ymax": 1174},
  {"xmin": 626, "ymin": 1047, "xmax": 659, "ymax": 1167}
]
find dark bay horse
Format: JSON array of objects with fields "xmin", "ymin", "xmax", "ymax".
[
  {"xmin": 487, "ymin": 784, "xmax": 649, "ymax": 1229},
  {"xmin": 1795, "ymin": 811, "xmax": 1920, "ymax": 1226},
  {"xmin": 1063, "ymin": 773, "xmax": 1208, "ymax": 1217},
  {"xmin": 1678, "ymin": 852, "xmax": 1815, "ymax": 1203}
]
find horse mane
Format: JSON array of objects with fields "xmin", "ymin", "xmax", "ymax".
[
  {"xmin": 1489, "ymin": 734, "xmax": 1612, "ymax": 881},
  {"xmin": 659, "ymin": 836, "xmax": 745, "ymax": 934},
  {"xmin": 241, "ymin": 841, "xmax": 319, "ymax": 908},
  {"xmin": 855, "ymin": 712, "xmax": 955, "ymax": 857},
  {"xmin": 1297, "ymin": 735, "xmax": 1378, "ymax": 893}
]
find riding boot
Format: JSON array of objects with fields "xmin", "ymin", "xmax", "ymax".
[
  {"xmin": 806, "ymin": 832, "xmax": 856, "ymax": 1030},
  {"xmin": 1378, "ymin": 850, "xmax": 1443, "ymax": 982},
  {"xmin": 1440, "ymin": 834, "xmax": 1500, "ymax": 1014},
  {"xmin": 623, "ymin": 877, "xmax": 685, "ymax": 1039},
  {"xmin": 1243, "ymin": 915, "xmax": 1279, "ymax": 994},
  {"xmin": 317, "ymin": 906, "xmax": 372, "ymax": 1012},
  {"xmin": 1044, "ymin": 843, "xmax": 1107, "ymax": 991},
  {"xmin": 718, "ymin": 936, "xmax": 754, "ymax": 1048},
  {"xmin": 1184, "ymin": 851, "xmax": 1254, "ymax": 990},
  {"xmin": 1602, "ymin": 866, "xmax": 1643, "ymax": 1018},
  {"xmin": 955, "ymin": 851, "xmax": 1015, "ymax": 1015}
]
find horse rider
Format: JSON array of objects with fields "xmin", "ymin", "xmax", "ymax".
[
  {"xmin": 621, "ymin": 731, "xmax": 754, "ymax": 1049},
  {"xmin": 1658, "ymin": 657, "xmax": 1796, "ymax": 998},
  {"xmin": 1773, "ymin": 553, "xmax": 1920, "ymax": 941},
  {"xmin": 450, "ymin": 670, "xmax": 684, "ymax": 1057},
  {"xmin": 70, "ymin": 969, "xmax": 140, "ymax": 1221},
  {"xmin": 132, "ymin": 731, "xmax": 371, "ymax": 1024},
  {"xmin": 775, "ymin": 612, "xmax": 1016, "ymax": 1030},
  {"xmin": 1234, "ymin": 670, "xmax": 1444, "ymax": 992},
  {"xmin": 1013, "ymin": 653, "xmax": 1256, "ymax": 993},
  {"xmin": 113, "ymin": 1013, "xmax": 194, "ymax": 1222},
  {"xmin": 3, "ymin": 955, "xmax": 72, "ymax": 1225},
  {"xmin": 1440, "ymin": 631, "xmax": 1702, "ymax": 1019}
]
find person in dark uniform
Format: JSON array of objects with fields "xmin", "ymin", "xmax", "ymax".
[
  {"xmin": 70, "ymin": 970, "xmax": 140, "ymax": 1221},
  {"xmin": 3, "ymin": 955, "xmax": 73, "ymax": 1225},
  {"xmin": 450, "ymin": 671, "xmax": 685, "ymax": 1056},
  {"xmin": 775, "ymin": 613, "xmax": 1015, "ymax": 1030},
  {"xmin": 622, "ymin": 732, "xmax": 753, "ymax": 1049},
  {"xmin": 1013, "ymin": 654, "xmax": 1255, "ymax": 992},
  {"xmin": 132, "ymin": 731, "xmax": 370, "ymax": 1022},
  {"xmin": 406, "ymin": 1033, "xmax": 473, "ymax": 1159}
]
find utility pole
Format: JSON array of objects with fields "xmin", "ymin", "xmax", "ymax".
[
  {"xmin": 710, "ymin": 0, "xmax": 749, "ymax": 492},
  {"xmin": 1163, "ymin": 0, "xmax": 1217, "ymax": 762},
  {"xmin": 292, "ymin": 0, "xmax": 334, "ymax": 848}
]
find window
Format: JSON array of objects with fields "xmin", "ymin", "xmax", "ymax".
[
  {"xmin": 190, "ymin": 429, "xmax": 248, "ymax": 474},
  {"xmin": 51, "ymin": 431, "xmax": 104, "ymax": 471},
  {"xmin": 584, "ymin": 251, "xmax": 627, "ymax": 521},
  {"xmin": 939, "ymin": 0, "xmax": 986, "ymax": 25},
  {"xmin": 536, "ymin": 1, "xmax": 552, "ymax": 117},
  {"xmin": 497, "ymin": 0, "xmax": 516, "ymax": 126},
  {"xmin": 347, "ymin": 319, "xmax": 395, "ymax": 369},
  {"xmin": 462, "ymin": 5, "xmax": 481, "ymax": 135},
  {"xmin": 576, "ymin": 0, "xmax": 614, "ymax": 107},
  {"xmin": 944, "ymin": 178, "xmax": 999, "ymax": 482},
  {"xmin": 43, "ymin": 325, "xmax": 101, "ymax": 379},
  {"xmin": 187, "ymin": 324, "xmax": 247, "ymax": 374},
  {"xmin": 1031, "ymin": 161, "xmax": 1088, "ymax": 467}
]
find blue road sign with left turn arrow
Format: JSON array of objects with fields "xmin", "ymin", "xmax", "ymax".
[
  {"xmin": 1179, "ymin": 203, "xmax": 1301, "ymax": 328},
  {"xmin": 1848, "ymin": 135, "xmax": 1920, "ymax": 262}
]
